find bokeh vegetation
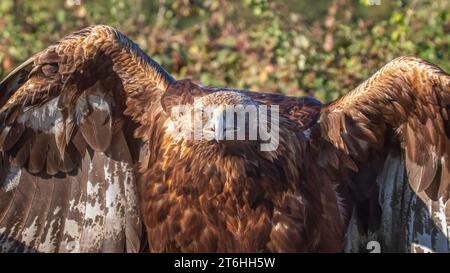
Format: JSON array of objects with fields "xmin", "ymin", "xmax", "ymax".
[{"xmin": 0, "ymin": 0, "xmax": 449, "ymax": 102}]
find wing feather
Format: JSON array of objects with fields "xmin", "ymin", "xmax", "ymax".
[
  {"xmin": 319, "ymin": 56, "xmax": 450, "ymax": 252},
  {"xmin": 0, "ymin": 25, "xmax": 174, "ymax": 252}
]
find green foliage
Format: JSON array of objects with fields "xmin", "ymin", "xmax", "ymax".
[{"xmin": 0, "ymin": 0, "xmax": 449, "ymax": 102}]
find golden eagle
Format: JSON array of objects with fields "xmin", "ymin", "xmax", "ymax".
[{"xmin": 0, "ymin": 25, "xmax": 449, "ymax": 253}]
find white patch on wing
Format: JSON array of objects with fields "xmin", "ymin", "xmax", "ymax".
[
  {"xmin": 60, "ymin": 150, "xmax": 140, "ymax": 253},
  {"xmin": 103, "ymin": 158, "xmax": 126, "ymax": 241},
  {"xmin": 17, "ymin": 97, "xmax": 63, "ymax": 132},
  {"xmin": 377, "ymin": 150, "xmax": 404, "ymax": 246},
  {"xmin": 89, "ymin": 94, "xmax": 111, "ymax": 112},
  {"xmin": 63, "ymin": 219, "xmax": 81, "ymax": 251},
  {"xmin": 2, "ymin": 166, "xmax": 22, "ymax": 192},
  {"xmin": 60, "ymin": 197, "xmax": 85, "ymax": 253},
  {"xmin": 19, "ymin": 216, "xmax": 39, "ymax": 250},
  {"xmin": 78, "ymin": 160, "xmax": 105, "ymax": 251},
  {"xmin": 75, "ymin": 83, "xmax": 113, "ymax": 124},
  {"xmin": 412, "ymin": 203, "xmax": 433, "ymax": 251},
  {"xmin": 15, "ymin": 83, "xmax": 113, "ymax": 138},
  {"xmin": 53, "ymin": 207, "xmax": 62, "ymax": 215},
  {"xmin": 38, "ymin": 206, "xmax": 62, "ymax": 253},
  {"xmin": 346, "ymin": 148, "xmax": 450, "ymax": 253},
  {"xmin": 435, "ymin": 198, "xmax": 448, "ymax": 238},
  {"xmin": 411, "ymin": 242, "xmax": 434, "ymax": 253}
]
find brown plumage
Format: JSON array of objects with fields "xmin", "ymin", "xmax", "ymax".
[{"xmin": 0, "ymin": 25, "xmax": 449, "ymax": 253}]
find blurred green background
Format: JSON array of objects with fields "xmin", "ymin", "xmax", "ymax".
[{"xmin": 0, "ymin": 0, "xmax": 449, "ymax": 102}]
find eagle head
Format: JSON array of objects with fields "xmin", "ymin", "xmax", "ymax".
[{"xmin": 164, "ymin": 90, "xmax": 279, "ymax": 152}]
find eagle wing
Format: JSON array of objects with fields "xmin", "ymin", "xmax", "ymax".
[
  {"xmin": 317, "ymin": 56, "xmax": 450, "ymax": 252},
  {"xmin": 0, "ymin": 25, "xmax": 175, "ymax": 252}
]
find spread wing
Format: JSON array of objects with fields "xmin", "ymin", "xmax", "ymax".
[
  {"xmin": 0, "ymin": 25, "xmax": 175, "ymax": 252},
  {"xmin": 318, "ymin": 56, "xmax": 450, "ymax": 252}
]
